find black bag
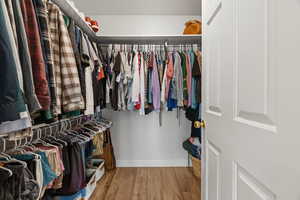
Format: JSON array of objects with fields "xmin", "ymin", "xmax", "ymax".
[{"xmin": 185, "ymin": 107, "xmax": 199, "ymax": 121}]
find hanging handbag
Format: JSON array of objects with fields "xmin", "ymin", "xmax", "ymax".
[{"xmin": 101, "ymin": 129, "xmax": 116, "ymax": 170}]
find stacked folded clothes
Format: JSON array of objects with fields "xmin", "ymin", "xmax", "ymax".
[{"xmin": 183, "ymin": 137, "xmax": 201, "ymax": 159}]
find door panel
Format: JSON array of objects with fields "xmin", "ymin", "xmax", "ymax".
[
  {"xmin": 234, "ymin": 0, "xmax": 278, "ymax": 132},
  {"xmin": 202, "ymin": 0, "xmax": 300, "ymax": 199},
  {"xmin": 205, "ymin": 0, "xmax": 222, "ymax": 25},
  {"xmin": 202, "ymin": 1, "xmax": 225, "ymax": 199},
  {"xmin": 233, "ymin": 162, "xmax": 276, "ymax": 200},
  {"xmin": 206, "ymin": 15, "xmax": 223, "ymax": 116},
  {"xmin": 206, "ymin": 141, "xmax": 221, "ymax": 200}
]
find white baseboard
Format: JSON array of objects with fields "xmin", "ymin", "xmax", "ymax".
[{"xmin": 116, "ymin": 159, "xmax": 189, "ymax": 167}]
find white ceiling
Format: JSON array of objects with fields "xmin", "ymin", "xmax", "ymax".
[{"xmin": 71, "ymin": 0, "xmax": 201, "ymax": 15}]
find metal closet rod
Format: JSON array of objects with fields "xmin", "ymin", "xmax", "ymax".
[
  {"xmin": 51, "ymin": 0, "xmax": 202, "ymax": 45},
  {"xmin": 95, "ymin": 36, "xmax": 202, "ymax": 45},
  {"xmin": 0, "ymin": 115, "xmax": 93, "ymax": 152}
]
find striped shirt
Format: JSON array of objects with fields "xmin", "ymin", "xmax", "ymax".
[{"xmin": 47, "ymin": 2, "xmax": 84, "ymax": 114}]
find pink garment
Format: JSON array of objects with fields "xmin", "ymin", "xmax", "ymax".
[
  {"xmin": 37, "ymin": 145, "xmax": 65, "ymax": 189},
  {"xmin": 37, "ymin": 145, "xmax": 65, "ymax": 174},
  {"xmin": 152, "ymin": 54, "xmax": 160, "ymax": 110},
  {"xmin": 185, "ymin": 53, "xmax": 192, "ymax": 106},
  {"xmin": 165, "ymin": 53, "xmax": 174, "ymax": 100}
]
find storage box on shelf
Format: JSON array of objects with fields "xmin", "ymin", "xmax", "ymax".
[
  {"xmin": 53, "ymin": 159, "xmax": 105, "ymax": 200},
  {"xmin": 84, "ymin": 159, "xmax": 105, "ymax": 199}
]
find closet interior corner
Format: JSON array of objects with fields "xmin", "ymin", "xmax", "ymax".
[{"xmin": 0, "ymin": 0, "xmax": 202, "ymax": 199}]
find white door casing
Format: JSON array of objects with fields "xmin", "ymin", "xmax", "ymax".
[{"xmin": 202, "ymin": 0, "xmax": 300, "ymax": 199}]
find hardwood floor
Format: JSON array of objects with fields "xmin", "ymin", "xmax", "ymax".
[{"xmin": 90, "ymin": 167, "xmax": 201, "ymax": 200}]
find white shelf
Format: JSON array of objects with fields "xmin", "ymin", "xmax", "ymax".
[{"xmin": 51, "ymin": 0, "xmax": 201, "ymax": 45}]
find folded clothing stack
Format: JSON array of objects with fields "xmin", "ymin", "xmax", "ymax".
[{"xmin": 183, "ymin": 137, "xmax": 201, "ymax": 159}]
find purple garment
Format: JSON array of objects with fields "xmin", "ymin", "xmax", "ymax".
[{"xmin": 152, "ymin": 54, "xmax": 161, "ymax": 110}]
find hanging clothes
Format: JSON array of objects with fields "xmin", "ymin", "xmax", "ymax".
[
  {"xmin": 186, "ymin": 52, "xmax": 192, "ymax": 107},
  {"xmin": 21, "ymin": 0, "xmax": 51, "ymax": 111},
  {"xmin": 111, "ymin": 52, "xmax": 121, "ymax": 111},
  {"xmin": 68, "ymin": 19, "xmax": 86, "ymax": 103},
  {"xmin": 131, "ymin": 50, "xmax": 140, "ymax": 109},
  {"xmin": 152, "ymin": 53, "xmax": 161, "ymax": 111},
  {"xmin": 82, "ymin": 35, "xmax": 94, "ymax": 115},
  {"xmin": 98, "ymin": 44, "xmax": 201, "ymax": 117},
  {"xmin": 47, "ymin": 2, "xmax": 84, "ymax": 115},
  {"xmin": 0, "ymin": 118, "xmax": 112, "ymax": 199},
  {"xmin": 11, "ymin": 0, "xmax": 41, "ymax": 114},
  {"xmin": 139, "ymin": 53, "xmax": 146, "ymax": 115},
  {"xmin": 33, "ymin": 0, "xmax": 57, "ymax": 119},
  {"xmin": 0, "ymin": 0, "xmax": 28, "ymax": 124}
]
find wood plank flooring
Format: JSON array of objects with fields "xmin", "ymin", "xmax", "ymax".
[{"xmin": 90, "ymin": 167, "xmax": 201, "ymax": 200}]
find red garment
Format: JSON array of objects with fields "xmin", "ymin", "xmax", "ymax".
[
  {"xmin": 97, "ymin": 67, "xmax": 105, "ymax": 80},
  {"xmin": 165, "ymin": 53, "xmax": 174, "ymax": 100},
  {"xmin": 148, "ymin": 52, "xmax": 154, "ymax": 69},
  {"xmin": 20, "ymin": 0, "xmax": 50, "ymax": 110}
]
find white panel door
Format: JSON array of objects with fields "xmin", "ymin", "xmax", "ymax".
[{"xmin": 202, "ymin": 0, "xmax": 300, "ymax": 199}]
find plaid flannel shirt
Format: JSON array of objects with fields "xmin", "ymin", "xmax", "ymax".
[
  {"xmin": 33, "ymin": 0, "xmax": 57, "ymax": 116},
  {"xmin": 47, "ymin": 2, "xmax": 84, "ymax": 114},
  {"xmin": 21, "ymin": 0, "xmax": 50, "ymax": 110}
]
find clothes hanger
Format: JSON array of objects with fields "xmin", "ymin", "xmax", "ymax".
[
  {"xmin": 60, "ymin": 120, "xmax": 71, "ymax": 135},
  {"xmin": 0, "ymin": 166, "xmax": 13, "ymax": 177},
  {"xmin": 0, "ymin": 137, "xmax": 10, "ymax": 161},
  {"xmin": 79, "ymin": 124, "xmax": 99, "ymax": 135},
  {"xmin": 17, "ymin": 137, "xmax": 31, "ymax": 153},
  {"xmin": 2, "ymin": 158, "xmax": 27, "ymax": 168},
  {"xmin": 43, "ymin": 126, "xmax": 64, "ymax": 148},
  {"xmin": 99, "ymin": 119, "xmax": 112, "ymax": 127},
  {"xmin": 90, "ymin": 118, "xmax": 110, "ymax": 129},
  {"xmin": 22, "ymin": 139, "xmax": 39, "ymax": 157},
  {"xmin": 36, "ymin": 125, "xmax": 62, "ymax": 150},
  {"xmin": 46, "ymin": 125, "xmax": 58, "ymax": 141},
  {"xmin": 19, "ymin": 136, "xmax": 41, "ymax": 159},
  {"xmin": 99, "ymin": 118, "xmax": 113, "ymax": 126},
  {"xmin": 1, "ymin": 138, "xmax": 28, "ymax": 168},
  {"xmin": 68, "ymin": 130, "xmax": 89, "ymax": 141},
  {"xmin": 23, "ymin": 131, "xmax": 36, "ymax": 150},
  {"xmin": 33, "ymin": 128, "xmax": 49, "ymax": 146},
  {"xmin": 83, "ymin": 120, "xmax": 103, "ymax": 129},
  {"xmin": 58, "ymin": 120, "xmax": 69, "ymax": 138},
  {"xmin": 74, "ymin": 119, "xmax": 95, "ymax": 139},
  {"xmin": 0, "ymin": 136, "xmax": 5, "ymax": 152},
  {"xmin": 51, "ymin": 124, "xmax": 68, "ymax": 146},
  {"xmin": 85, "ymin": 120, "xmax": 105, "ymax": 129},
  {"xmin": 75, "ymin": 127, "xmax": 95, "ymax": 138},
  {"xmin": 62, "ymin": 120, "xmax": 85, "ymax": 139},
  {"xmin": 11, "ymin": 137, "xmax": 25, "ymax": 154},
  {"xmin": 68, "ymin": 125, "xmax": 90, "ymax": 140},
  {"xmin": 21, "ymin": 134, "xmax": 33, "ymax": 151}
]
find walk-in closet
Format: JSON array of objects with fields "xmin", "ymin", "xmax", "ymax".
[
  {"xmin": 2, "ymin": 0, "xmax": 297, "ymax": 199},
  {"xmin": 0, "ymin": 0, "xmax": 202, "ymax": 199}
]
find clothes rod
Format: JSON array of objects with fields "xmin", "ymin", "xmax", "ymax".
[
  {"xmin": 0, "ymin": 115, "xmax": 96, "ymax": 153},
  {"xmin": 96, "ymin": 35, "xmax": 202, "ymax": 45}
]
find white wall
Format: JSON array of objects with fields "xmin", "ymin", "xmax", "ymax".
[
  {"xmin": 103, "ymin": 110, "xmax": 191, "ymax": 167},
  {"xmin": 72, "ymin": 0, "xmax": 201, "ymax": 16},
  {"xmin": 92, "ymin": 15, "xmax": 201, "ymax": 36},
  {"xmin": 94, "ymin": 15, "xmax": 201, "ymax": 167}
]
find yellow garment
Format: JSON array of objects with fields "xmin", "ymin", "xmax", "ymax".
[{"xmin": 92, "ymin": 133, "xmax": 104, "ymax": 156}]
